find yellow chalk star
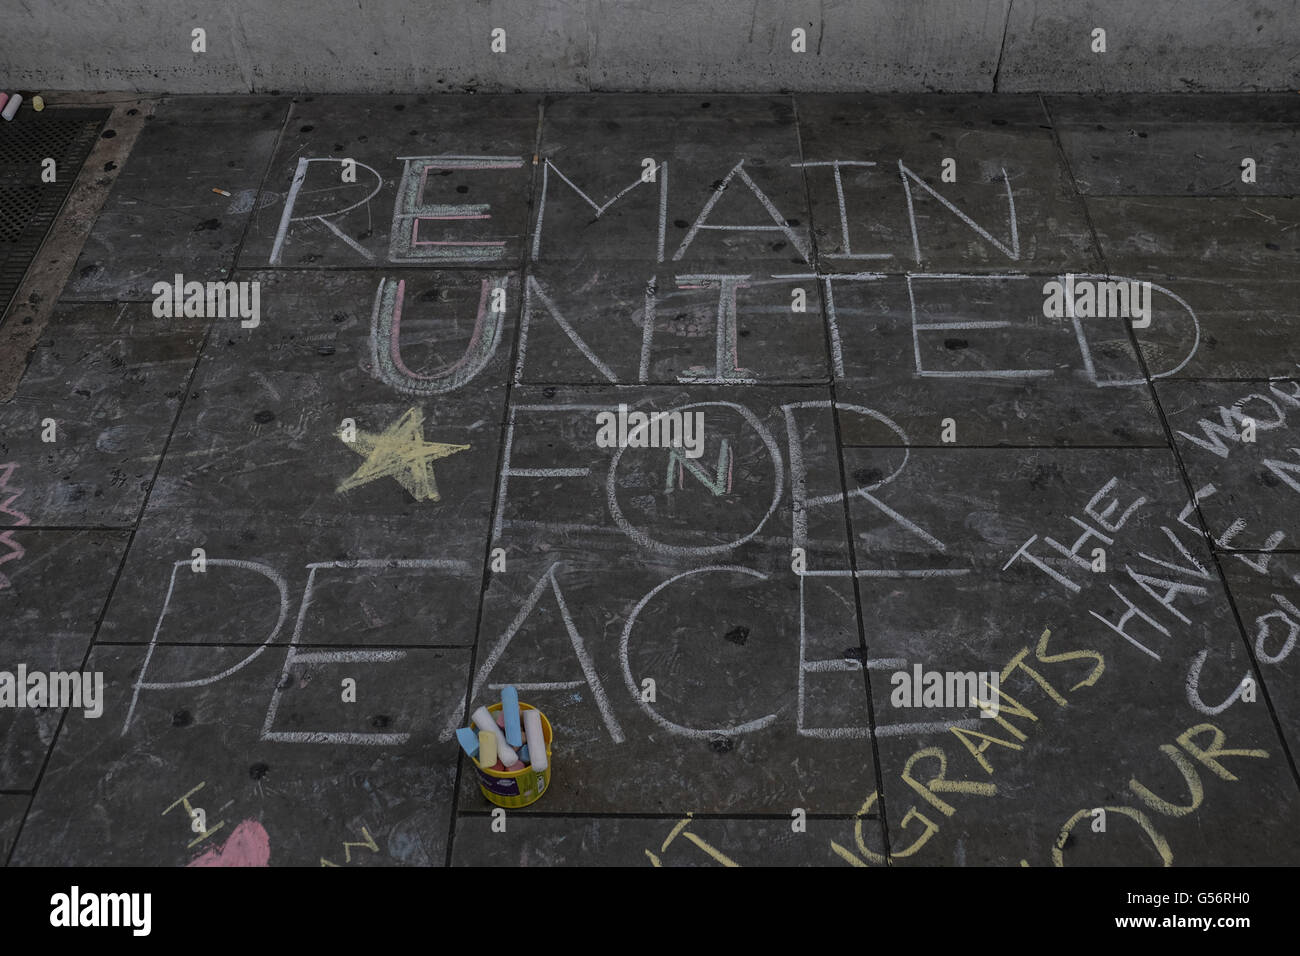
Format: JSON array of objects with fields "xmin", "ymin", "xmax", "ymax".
[{"xmin": 337, "ymin": 407, "xmax": 468, "ymax": 502}]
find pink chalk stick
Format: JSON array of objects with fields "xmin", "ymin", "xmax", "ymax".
[
  {"xmin": 496, "ymin": 711, "xmax": 506, "ymax": 728},
  {"xmin": 505, "ymin": 761, "xmax": 525, "ymax": 772},
  {"xmin": 0, "ymin": 94, "xmax": 8, "ymax": 112}
]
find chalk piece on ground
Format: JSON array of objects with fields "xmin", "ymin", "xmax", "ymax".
[
  {"xmin": 477, "ymin": 730, "xmax": 497, "ymax": 769},
  {"xmin": 502, "ymin": 686, "xmax": 523, "ymax": 748},
  {"xmin": 0, "ymin": 94, "xmax": 9, "ymax": 112},
  {"xmin": 32, "ymin": 95, "xmax": 44, "ymax": 111},
  {"xmin": 524, "ymin": 709, "xmax": 547, "ymax": 773},
  {"xmin": 455, "ymin": 727, "xmax": 480, "ymax": 758},
  {"xmin": 2, "ymin": 94, "xmax": 22, "ymax": 121},
  {"xmin": 212, "ymin": 187, "xmax": 230, "ymax": 196},
  {"xmin": 471, "ymin": 706, "xmax": 518, "ymax": 765}
]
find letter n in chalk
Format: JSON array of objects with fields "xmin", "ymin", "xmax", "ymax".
[{"xmin": 459, "ymin": 562, "xmax": 625, "ymax": 743}]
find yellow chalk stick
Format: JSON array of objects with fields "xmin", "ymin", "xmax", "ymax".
[
  {"xmin": 477, "ymin": 730, "xmax": 497, "ymax": 768},
  {"xmin": 32, "ymin": 95, "xmax": 45, "ymax": 112}
]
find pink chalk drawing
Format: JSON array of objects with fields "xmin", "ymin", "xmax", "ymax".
[
  {"xmin": 187, "ymin": 819, "xmax": 271, "ymax": 867},
  {"xmin": 0, "ymin": 463, "xmax": 30, "ymax": 590}
]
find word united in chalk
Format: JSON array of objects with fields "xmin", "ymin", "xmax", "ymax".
[
  {"xmin": 889, "ymin": 664, "xmax": 1001, "ymax": 718},
  {"xmin": 1041, "ymin": 273, "xmax": 1153, "ymax": 327},
  {"xmin": 151, "ymin": 273, "xmax": 261, "ymax": 328},
  {"xmin": 0, "ymin": 666, "xmax": 104, "ymax": 718},
  {"xmin": 594, "ymin": 404, "xmax": 706, "ymax": 459}
]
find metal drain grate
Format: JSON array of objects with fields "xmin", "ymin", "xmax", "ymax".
[
  {"xmin": 0, "ymin": 187, "xmax": 43, "ymax": 243},
  {"xmin": 0, "ymin": 107, "xmax": 109, "ymax": 321}
]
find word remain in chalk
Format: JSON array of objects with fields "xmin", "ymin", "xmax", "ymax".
[
  {"xmin": 594, "ymin": 403, "xmax": 705, "ymax": 459},
  {"xmin": 0, "ymin": 666, "xmax": 104, "ymax": 718},
  {"xmin": 1042, "ymin": 274, "xmax": 1152, "ymax": 328},
  {"xmin": 889, "ymin": 664, "xmax": 1000, "ymax": 718},
  {"xmin": 151, "ymin": 273, "xmax": 261, "ymax": 328}
]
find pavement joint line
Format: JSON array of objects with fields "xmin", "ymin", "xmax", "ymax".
[
  {"xmin": 792, "ymin": 89, "xmax": 895, "ymax": 864},
  {"xmin": 226, "ymin": 99, "xmax": 294, "ymax": 281},
  {"xmin": 443, "ymin": 94, "xmax": 551, "ymax": 865}
]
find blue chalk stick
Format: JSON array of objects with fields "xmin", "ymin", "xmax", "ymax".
[
  {"xmin": 519, "ymin": 743, "xmax": 530, "ymax": 763},
  {"xmin": 502, "ymin": 686, "xmax": 523, "ymax": 748},
  {"xmin": 455, "ymin": 727, "xmax": 480, "ymax": 758}
]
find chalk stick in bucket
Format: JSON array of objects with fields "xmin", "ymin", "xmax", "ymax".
[
  {"xmin": 455, "ymin": 726, "xmax": 480, "ymax": 758},
  {"xmin": 501, "ymin": 685, "xmax": 523, "ymax": 748},
  {"xmin": 477, "ymin": 730, "xmax": 497, "ymax": 769},
  {"xmin": 523, "ymin": 708, "xmax": 547, "ymax": 773},
  {"xmin": 471, "ymin": 706, "xmax": 518, "ymax": 765}
]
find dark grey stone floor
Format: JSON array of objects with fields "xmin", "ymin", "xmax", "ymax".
[{"xmin": 1, "ymin": 93, "xmax": 1297, "ymax": 867}]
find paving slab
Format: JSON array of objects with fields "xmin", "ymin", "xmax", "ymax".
[
  {"xmin": 1086, "ymin": 196, "xmax": 1300, "ymax": 281},
  {"xmin": 827, "ymin": 273, "xmax": 1162, "ymax": 447},
  {"xmin": 450, "ymin": 813, "xmax": 864, "ymax": 866},
  {"xmin": 516, "ymin": 261, "xmax": 829, "ymax": 385},
  {"xmin": 794, "ymin": 95, "xmax": 1099, "ymax": 274},
  {"xmin": 1157, "ymin": 379, "xmax": 1300, "ymax": 550},
  {"xmin": 0, "ymin": 795, "xmax": 28, "ymax": 864},
  {"xmin": 532, "ymin": 95, "xmax": 811, "ymax": 267},
  {"xmin": 10, "ymin": 643, "xmax": 469, "ymax": 866},
  {"xmin": 839, "ymin": 447, "xmax": 1300, "ymax": 865},
  {"xmin": 239, "ymin": 95, "xmax": 541, "ymax": 270},
  {"xmin": 0, "ymin": 303, "xmax": 204, "ymax": 527},
  {"xmin": 1221, "ymin": 554, "xmax": 1300, "ymax": 759},
  {"xmin": 63, "ymin": 97, "xmax": 289, "ymax": 301},
  {"xmin": 0, "ymin": 530, "xmax": 126, "ymax": 790},
  {"xmin": 1122, "ymin": 277, "xmax": 1300, "ymax": 381},
  {"xmin": 1047, "ymin": 94, "xmax": 1300, "ymax": 196}
]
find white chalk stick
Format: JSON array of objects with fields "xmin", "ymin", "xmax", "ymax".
[
  {"xmin": 471, "ymin": 706, "xmax": 518, "ymax": 765},
  {"xmin": 2, "ymin": 94, "xmax": 22, "ymax": 122},
  {"xmin": 523, "ymin": 709, "xmax": 547, "ymax": 773}
]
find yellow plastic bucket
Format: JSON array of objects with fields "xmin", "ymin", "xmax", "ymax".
[{"xmin": 469, "ymin": 702, "xmax": 552, "ymax": 808}]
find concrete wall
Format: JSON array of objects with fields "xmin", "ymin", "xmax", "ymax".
[{"xmin": 5, "ymin": 0, "xmax": 1297, "ymax": 93}]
